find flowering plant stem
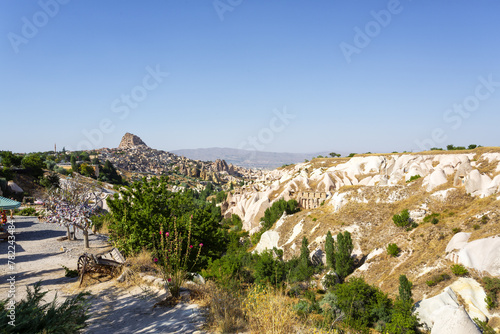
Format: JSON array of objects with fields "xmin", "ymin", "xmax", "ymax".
[{"xmin": 156, "ymin": 217, "xmax": 202, "ymax": 298}]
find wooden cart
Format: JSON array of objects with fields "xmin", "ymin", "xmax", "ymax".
[{"xmin": 77, "ymin": 248, "xmax": 126, "ymax": 286}]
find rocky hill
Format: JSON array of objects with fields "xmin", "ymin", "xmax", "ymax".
[
  {"xmin": 221, "ymin": 147, "xmax": 500, "ymax": 331},
  {"xmin": 99, "ymin": 133, "xmax": 255, "ymax": 185},
  {"xmin": 118, "ymin": 132, "xmax": 148, "ymax": 149}
]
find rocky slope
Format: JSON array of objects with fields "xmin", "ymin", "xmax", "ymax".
[
  {"xmin": 99, "ymin": 134, "xmax": 254, "ymax": 185},
  {"xmin": 222, "ymin": 147, "xmax": 500, "ymax": 331}
]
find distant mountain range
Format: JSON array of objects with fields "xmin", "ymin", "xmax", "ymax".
[{"xmin": 170, "ymin": 148, "xmax": 332, "ymax": 169}]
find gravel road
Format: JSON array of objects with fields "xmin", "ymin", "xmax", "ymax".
[{"xmin": 0, "ymin": 216, "xmax": 207, "ymax": 333}]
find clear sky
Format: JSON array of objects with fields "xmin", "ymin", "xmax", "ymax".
[{"xmin": 1, "ymin": 0, "xmax": 499, "ymax": 154}]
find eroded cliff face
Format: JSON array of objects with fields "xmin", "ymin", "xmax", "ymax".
[{"xmin": 224, "ymin": 151, "xmax": 500, "ymax": 232}]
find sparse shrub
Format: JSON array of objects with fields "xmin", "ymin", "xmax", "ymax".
[
  {"xmin": 348, "ymin": 153, "xmax": 356, "ymax": 158},
  {"xmin": 19, "ymin": 207, "xmax": 37, "ymax": 216},
  {"xmin": 61, "ymin": 265, "xmax": 79, "ymax": 278},
  {"xmin": 293, "ymin": 290, "xmax": 321, "ymax": 317},
  {"xmin": 473, "ymin": 318, "xmax": 496, "ymax": 334},
  {"xmin": 406, "ymin": 175, "xmax": 421, "ymax": 183},
  {"xmin": 312, "ymin": 217, "xmax": 317, "ymax": 222},
  {"xmin": 483, "ymin": 277, "xmax": 500, "ymax": 310},
  {"xmin": 243, "ymin": 285, "xmax": 299, "ymax": 334},
  {"xmin": 0, "ymin": 282, "xmax": 91, "ymax": 333},
  {"xmin": 392, "ymin": 209, "xmax": 416, "ymax": 230},
  {"xmin": 452, "ymin": 227, "xmax": 462, "ymax": 235},
  {"xmin": 451, "ymin": 264, "xmax": 469, "ymax": 276},
  {"xmin": 322, "ymin": 273, "xmax": 338, "ymax": 290},
  {"xmin": 426, "ymin": 273, "xmax": 450, "ymax": 287},
  {"xmin": 473, "ymin": 224, "xmax": 480, "ymax": 230},
  {"xmin": 423, "ymin": 213, "xmax": 440, "ymax": 224},
  {"xmin": 481, "ymin": 215, "xmax": 490, "ymax": 224},
  {"xmin": 387, "ymin": 243, "xmax": 400, "ymax": 257}
]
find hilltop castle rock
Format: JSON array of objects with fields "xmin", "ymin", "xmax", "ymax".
[{"xmin": 118, "ymin": 133, "xmax": 148, "ymax": 149}]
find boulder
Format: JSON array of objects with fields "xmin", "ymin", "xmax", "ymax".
[
  {"xmin": 415, "ymin": 287, "xmax": 480, "ymax": 333},
  {"xmin": 253, "ymin": 230, "xmax": 281, "ymax": 254}
]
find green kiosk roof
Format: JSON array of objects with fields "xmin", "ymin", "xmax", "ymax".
[{"xmin": 0, "ymin": 196, "xmax": 21, "ymax": 210}]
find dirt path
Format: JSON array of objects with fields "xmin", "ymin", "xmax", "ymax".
[{"xmin": 0, "ymin": 217, "xmax": 207, "ymax": 333}]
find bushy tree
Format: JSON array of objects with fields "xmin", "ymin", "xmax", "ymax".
[
  {"xmin": 107, "ymin": 176, "xmax": 230, "ymax": 270},
  {"xmin": 260, "ymin": 199, "xmax": 300, "ymax": 231},
  {"xmin": 98, "ymin": 160, "xmax": 123, "ymax": 185},
  {"xmin": 79, "ymin": 163, "xmax": 95, "ymax": 178},
  {"xmin": 325, "ymin": 231, "xmax": 335, "ymax": 269},
  {"xmin": 333, "ymin": 277, "xmax": 392, "ymax": 330},
  {"xmin": 386, "ymin": 275, "xmax": 419, "ymax": 333},
  {"xmin": 21, "ymin": 154, "xmax": 45, "ymax": 177},
  {"xmin": 254, "ymin": 248, "xmax": 285, "ymax": 286},
  {"xmin": 335, "ymin": 231, "xmax": 354, "ymax": 282}
]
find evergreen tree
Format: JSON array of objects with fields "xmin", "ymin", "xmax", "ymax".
[
  {"xmin": 335, "ymin": 231, "xmax": 354, "ymax": 282},
  {"xmin": 325, "ymin": 231, "xmax": 335, "ymax": 269},
  {"xmin": 398, "ymin": 275, "xmax": 413, "ymax": 303},
  {"xmin": 300, "ymin": 236, "xmax": 311, "ymax": 268},
  {"xmin": 386, "ymin": 275, "xmax": 419, "ymax": 334},
  {"xmin": 70, "ymin": 155, "xmax": 77, "ymax": 172}
]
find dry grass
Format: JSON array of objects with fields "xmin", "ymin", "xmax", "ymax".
[
  {"xmin": 243, "ymin": 285, "xmax": 301, "ymax": 334},
  {"xmin": 126, "ymin": 248, "xmax": 158, "ymax": 273},
  {"xmin": 197, "ymin": 281, "xmax": 246, "ymax": 333}
]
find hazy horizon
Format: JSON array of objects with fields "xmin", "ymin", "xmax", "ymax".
[{"xmin": 2, "ymin": 1, "xmax": 499, "ymax": 154}]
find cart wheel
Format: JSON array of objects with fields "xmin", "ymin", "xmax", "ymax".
[{"xmin": 77, "ymin": 254, "xmax": 94, "ymax": 273}]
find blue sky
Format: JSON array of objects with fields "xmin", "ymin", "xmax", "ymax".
[{"xmin": 1, "ymin": 0, "xmax": 499, "ymax": 154}]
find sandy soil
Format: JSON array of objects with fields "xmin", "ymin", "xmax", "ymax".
[{"xmin": 0, "ymin": 216, "xmax": 207, "ymax": 333}]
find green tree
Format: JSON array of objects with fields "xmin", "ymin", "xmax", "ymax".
[
  {"xmin": 254, "ymin": 249, "xmax": 285, "ymax": 286},
  {"xmin": 70, "ymin": 155, "xmax": 78, "ymax": 172},
  {"xmin": 79, "ymin": 163, "xmax": 95, "ymax": 178},
  {"xmin": 98, "ymin": 160, "xmax": 123, "ymax": 184},
  {"xmin": 299, "ymin": 236, "xmax": 311, "ymax": 268},
  {"xmin": 329, "ymin": 152, "xmax": 341, "ymax": 158},
  {"xmin": 392, "ymin": 209, "xmax": 414, "ymax": 229},
  {"xmin": 21, "ymin": 153, "xmax": 45, "ymax": 177},
  {"xmin": 333, "ymin": 277, "xmax": 392, "ymax": 330},
  {"xmin": 40, "ymin": 172, "xmax": 60, "ymax": 190},
  {"xmin": 325, "ymin": 231, "xmax": 335, "ymax": 269},
  {"xmin": 0, "ymin": 151, "xmax": 15, "ymax": 167},
  {"xmin": 398, "ymin": 275, "xmax": 413, "ymax": 303},
  {"xmin": 335, "ymin": 231, "xmax": 354, "ymax": 282},
  {"xmin": 387, "ymin": 243, "xmax": 400, "ymax": 257},
  {"xmin": 107, "ymin": 176, "xmax": 230, "ymax": 269},
  {"xmin": 386, "ymin": 275, "xmax": 419, "ymax": 333}
]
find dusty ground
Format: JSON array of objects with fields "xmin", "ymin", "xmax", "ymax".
[{"xmin": 0, "ymin": 216, "xmax": 207, "ymax": 333}]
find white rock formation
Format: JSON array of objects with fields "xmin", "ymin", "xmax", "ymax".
[
  {"xmin": 253, "ymin": 230, "xmax": 281, "ymax": 254},
  {"xmin": 415, "ymin": 287, "xmax": 480, "ymax": 333},
  {"xmin": 224, "ymin": 152, "xmax": 500, "ymax": 232},
  {"xmin": 450, "ymin": 278, "xmax": 490, "ymax": 322},
  {"xmin": 447, "ymin": 235, "xmax": 500, "ymax": 276}
]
